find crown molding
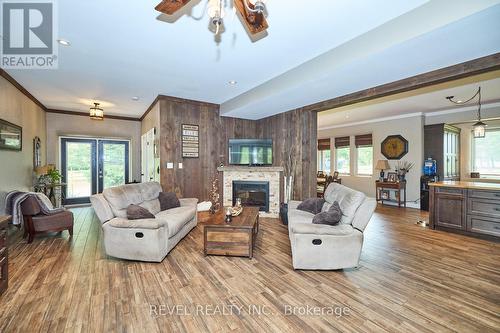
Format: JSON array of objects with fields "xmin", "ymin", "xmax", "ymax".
[
  {"xmin": 0, "ymin": 68, "xmax": 47, "ymax": 111},
  {"xmin": 47, "ymin": 109, "xmax": 141, "ymax": 122}
]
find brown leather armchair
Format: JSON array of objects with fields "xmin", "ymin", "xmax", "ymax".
[{"xmin": 20, "ymin": 196, "xmax": 74, "ymax": 243}]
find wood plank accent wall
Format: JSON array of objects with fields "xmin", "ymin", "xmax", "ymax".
[
  {"xmin": 256, "ymin": 109, "xmax": 318, "ymax": 200},
  {"xmin": 159, "ymin": 98, "xmax": 220, "ymax": 201},
  {"xmin": 156, "ymin": 96, "xmax": 318, "ymax": 202}
]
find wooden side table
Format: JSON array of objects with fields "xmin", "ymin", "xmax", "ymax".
[
  {"xmin": 0, "ymin": 215, "xmax": 10, "ymax": 296},
  {"xmin": 376, "ymin": 181, "xmax": 406, "ymax": 207}
]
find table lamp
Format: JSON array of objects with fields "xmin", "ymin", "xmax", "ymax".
[{"xmin": 375, "ymin": 160, "xmax": 391, "ymax": 180}]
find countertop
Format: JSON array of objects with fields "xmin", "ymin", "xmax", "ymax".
[{"xmin": 429, "ymin": 181, "xmax": 500, "ymax": 191}]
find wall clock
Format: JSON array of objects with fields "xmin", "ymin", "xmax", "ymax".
[{"xmin": 381, "ymin": 135, "xmax": 408, "ymax": 160}]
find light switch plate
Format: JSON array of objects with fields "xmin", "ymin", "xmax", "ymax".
[
  {"xmin": 178, "ymin": 163, "xmax": 183, "ymax": 169},
  {"xmin": 166, "ymin": 162, "xmax": 174, "ymax": 169}
]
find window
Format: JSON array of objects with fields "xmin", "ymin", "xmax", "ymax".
[
  {"xmin": 355, "ymin": 134, "xmax": 373, "ymax": 175},
  {"xmin": 335, "ymin": 136, "xmax": 350, "ymax": 174},
  {"xmin": 318, "ymin": 150, "xmax": 331, "ymax": 173},
  {"xmin": 317, "ymin": 139, "xmax": 331, "ymax": 173},
  {"xmin": 336, "ymin": 147, "xmax": 350, "ymax": 174},
  {"xmin": 472, "ymin": 129, "xmax": 500, "ymax": 176},
  {"xmin": 357, "ymin": 146, "xmax": 373, "ymax": 175}
]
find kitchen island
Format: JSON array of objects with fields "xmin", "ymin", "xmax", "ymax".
[{"xmin": 429, "ymin": 181, "xmax": 500, "ymax": 240}]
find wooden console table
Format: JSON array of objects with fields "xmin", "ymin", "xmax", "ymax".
[
  {"xmin": 376, "ymin": 181, "xmax": 406, "ymax": 207},
  {"xmin": 0, "ymin": 215, "xmax": 9, "ymax": 296}
]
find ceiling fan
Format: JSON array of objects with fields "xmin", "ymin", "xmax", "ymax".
[{"xmin": 155, "ymin": 0, "xmax": 269, "ymax": 39}]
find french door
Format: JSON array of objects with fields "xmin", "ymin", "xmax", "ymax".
[{"xmin": 61, "ymin": 138, "xmax": 129, "ymax": 204}]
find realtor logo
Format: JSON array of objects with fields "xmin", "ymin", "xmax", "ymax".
[{"xmin": 1, "ymin": 0, "xmax": 58, "ymax": 69}]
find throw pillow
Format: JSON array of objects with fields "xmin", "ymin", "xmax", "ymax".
[
  {"xmin": 127, "ymin": 204, "xmax": 155, "ymax": 220},
  {"xmin": 312, "ymin": 201, "xmax": 343, "ymax": 226},
  {"xmin": 297, "ymin": 198, "xmax": 325, "ymax": 215},
  {"xmin": 158, "ymin": 191, "xmax": 180, "ymax": 211}
]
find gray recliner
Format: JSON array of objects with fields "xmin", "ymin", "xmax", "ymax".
[
  {"xmin": 90, "ymin": 182, "xmax": 198, "ymax": 262},
  {"xmin": 287, "ymin": 183, "xmax": 376, "ymax": 270}
]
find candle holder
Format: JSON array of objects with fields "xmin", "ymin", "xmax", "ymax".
[{"xmin": 225, "ymin": 207, "xmax": 232, "ymax": 223}]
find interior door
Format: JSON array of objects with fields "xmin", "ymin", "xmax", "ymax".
[
  {"xmin": 141, "ymin": 128, "xmax": 156, "ymax": 182},
  {"xmin": 61, "ymin": 138, "xmax": 97, "ymax": 205},
  {"xmin": 98, "ymin": 140, "xmax": 129, "ymax": 192}
]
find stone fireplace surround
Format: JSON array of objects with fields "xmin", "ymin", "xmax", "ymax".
[{"xmin": 218, "ymin": 166, "xmax": 284, "ymax": 218}]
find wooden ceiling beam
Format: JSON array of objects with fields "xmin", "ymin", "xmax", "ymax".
[{"xmin": 302, "ymin": 52, "xmax": 500, "ymax": 113}]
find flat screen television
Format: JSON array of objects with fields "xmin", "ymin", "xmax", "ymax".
[{"xmin": 228, "ymin": 139, "xmax": 273, "ymax": 166}]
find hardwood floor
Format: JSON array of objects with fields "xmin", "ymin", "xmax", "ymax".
[{"xmin": 0, "ymin": 206, "xmax": 499, "ymax": 333}]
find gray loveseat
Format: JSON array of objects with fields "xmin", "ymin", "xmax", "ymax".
[
  {"xmin": 288, "ymin": 183, "xmax": 376, "ymax": 270},
  {"xmin": 90, "ymin": 182, "xmax": 198, "ymax": 262}
]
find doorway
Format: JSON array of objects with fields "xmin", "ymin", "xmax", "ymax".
[{"xmin": 61, "ymin": 137, "xmax": 130, "ymax": 204}]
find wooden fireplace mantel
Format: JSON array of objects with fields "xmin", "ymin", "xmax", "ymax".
[{"xmin": 217, "ymin": 166, "xmax": 284, "ymax": 172}]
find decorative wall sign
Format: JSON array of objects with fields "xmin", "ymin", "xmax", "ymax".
[
  {"xmin": 0, "ymin": 119, "xmax": 22, "ymax": 151},
  {"xmin": 381, "ymin": 135, "xmax": 408, "ymax": 160},
  {"xmin": 182, "ymin": 124, "xmax": 199, "ymax": 158},
  {"xmin": 33, "ymin": 136, "xmax": 42, "ymax": 167}
]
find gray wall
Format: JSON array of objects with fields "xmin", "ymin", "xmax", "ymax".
[
  {"xmin": 46, "ymin": 113, "xmax": 142, "ymax": 182},
  {"xmin": 0, "ymin": 76, "xmax": 47, "ymax": 194}
]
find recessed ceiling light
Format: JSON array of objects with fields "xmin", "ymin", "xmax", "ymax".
[
  {"xmin": 132, "ymin": 96, "xmax": 140, "ymax": 101},
  {"xmin": 228, "ymin": 80, "xmax": 237, "ymax": 85},
  {"xmin": 57, "ymin": 39, "xmax": 71, "ymax": 46}
]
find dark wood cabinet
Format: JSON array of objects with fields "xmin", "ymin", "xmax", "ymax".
[
  {"xmin": 430, "ymin": 184, "xmax": 500, "ymax": 239},
  {"xmin": 424, "ymin": 124, "xmax": 461, "ymax": 181},
  {"xmin": 434, "ymin": 188, "xmax": 466, "ymax": 230},
  {"xmin": 0, "ymin": 216, "xmax": 9, "ymax": 296}
]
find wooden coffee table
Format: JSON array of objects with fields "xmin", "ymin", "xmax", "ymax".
[{"xmin": 203, "ymin": 207, "xmax": 259, "ymax": 258}]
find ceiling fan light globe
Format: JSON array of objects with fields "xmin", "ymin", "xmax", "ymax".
[{"xmin": 207, "ymin": 0, "xmax": 225, "ymax": 19}]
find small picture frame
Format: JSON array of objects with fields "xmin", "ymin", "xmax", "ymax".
[
  {"xmin": 380, "ymin": 190, "xmax": 390, "ymax": 200},
  {"xmin": 333, "ymin": 171, "xmax": 339, "ymax": 179},
  {"xmin": 387, "ymin": 172, "xmax": 397, "ymax": 183}
]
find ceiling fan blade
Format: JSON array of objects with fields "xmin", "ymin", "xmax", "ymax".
[
  {"xmin": 155, "ymin": 0, "xmax": 193, "ymax": 15},
  {"xmin": 234, "ymin": 0, "xmax": 268, "ymax": 35}
]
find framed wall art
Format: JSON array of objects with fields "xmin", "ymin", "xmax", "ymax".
[
  {"xmin": 181, "ymin": 124, "xmax": 199, "ymax": 158},
  {"xmin": 0, "ymin": 119, "xmax": 22, "ymax": 151},
  {"xmin": 381, "ymin": 135, "xmax": 408, "ymax": 160}
]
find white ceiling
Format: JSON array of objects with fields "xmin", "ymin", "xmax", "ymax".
[
  {"xmin": 3, "ymin": 0, "xmax": 500, "ymax": 119},
  {"xmin": 318, "ymin": 73, "xmax": 500, "ymax": 129}
]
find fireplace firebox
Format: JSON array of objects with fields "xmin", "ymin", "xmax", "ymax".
[{"xmin": 232, "ymin": 181, "xmax": 270, "ymax": 212}]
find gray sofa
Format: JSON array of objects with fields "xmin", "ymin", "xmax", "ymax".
[
  {"xmin": 90, "ymin": 182, "xmax": 198, "ymax": 262},
  {"xmin": 287, "ymin": 183, "xmax": 376, "ymax": 270}
]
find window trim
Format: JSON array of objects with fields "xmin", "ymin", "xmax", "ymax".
[{"xmin": 471, "ymin": 128, "xmax": 500, "ymax": 177}]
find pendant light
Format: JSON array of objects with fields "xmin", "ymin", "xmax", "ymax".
[{"xmin": 446, "ymin": 87, "xmax": 486, "ymax": 138}]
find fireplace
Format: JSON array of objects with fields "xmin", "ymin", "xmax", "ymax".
[{"xmin": 232, "ymin": 181, "xmax": 270, "ymax": 212}]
